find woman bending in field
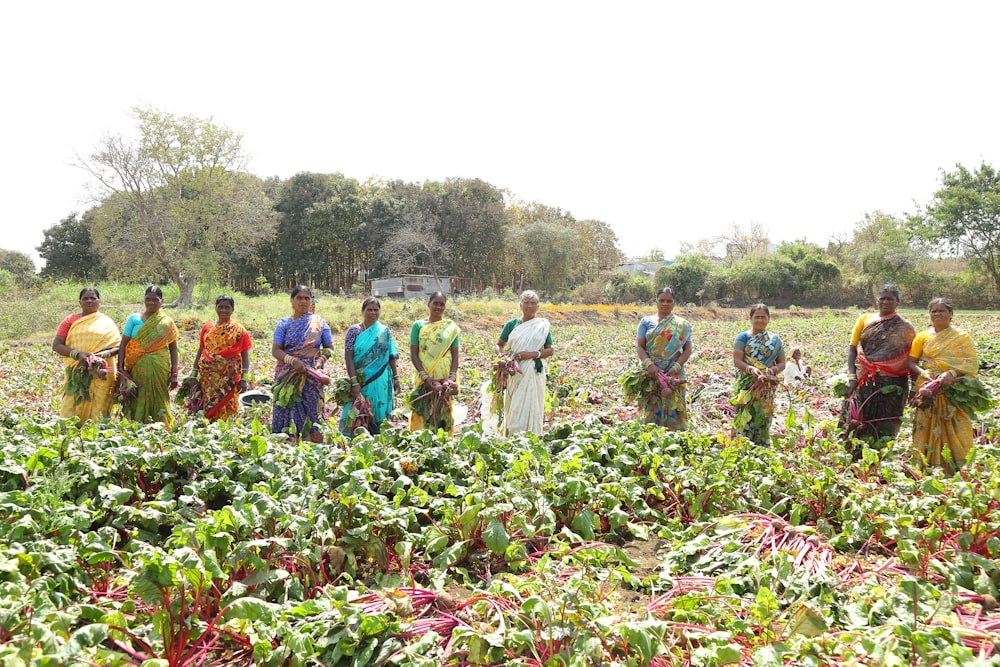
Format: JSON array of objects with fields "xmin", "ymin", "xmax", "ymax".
[
  {"xmin": 731, "ymin": 304, "xmax": 786, "ymax": 445},
  {"xmin": 907, "ymin": 298, "xmax": 982, "ymax": 473},
  {"xmin": 635, "ymin": 287, "xmax": 693, "ymax": 430}
]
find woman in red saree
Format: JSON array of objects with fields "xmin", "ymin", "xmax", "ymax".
[
  {"xmin": 844, "ymin": 283, "xmax": 915, "ymax": 444},
  {"xmin": 193, "ymin": 295, "xmax": 252, "ymax": 421}
]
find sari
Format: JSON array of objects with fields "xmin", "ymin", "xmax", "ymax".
[
  {"xmin": 731, "ymin": 330, "xmax": 784, "ymax": 445},
  {"xmin": 483, "ymin": 317, "xmax": 550, "ymax": 436},
  {"xmin": 59, "ymin": 312, "xmax": 121, "ymax": 421},
  {"xmin": 122, "ymin": 311, "xmax": 179, "ymax": 424},
  {"xmin": 408, "ymin": 319, "xmax": 460, "ymax": 433},
  {"xmin": 272, "ymin": 313, "xmax": 332, "ymax": 437},
  {"xmin": 339, "ymin": 322, "xmax": 397, "ymax": 435},
  {"xmin": 845, "ymin": 313, "xmax": 915, "ymax": 440},
  {"xmin": 197, "ymin": 320, "xmax": 252, "ymax": 421},
  {"xmin": 640, "ymin": 314, "xmax": 692, "ymax": 429},
  {"xmin": 911, "ymin": 326, "xmax": 979, "ymax": 471}
]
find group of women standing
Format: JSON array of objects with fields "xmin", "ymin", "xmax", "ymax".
[
  {"xmin": 629, "ymin": 283, "xmax": 984, "ymax": 472},
  {"xmin": 53, "ymin": 282, "xmax": 987, "ymax": 472},
  {"xmin": 54, "ymin": 286, "xmax": 250, "ymax": 428}
]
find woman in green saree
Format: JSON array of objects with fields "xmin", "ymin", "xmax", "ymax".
[{"xmin": 117, "ymin": 285, "xmax": 179, "ymax": 425}]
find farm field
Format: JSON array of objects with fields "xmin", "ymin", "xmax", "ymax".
[{"xmin": 2, "ymin": 297, "xmax": 1000, "ymax": 666}]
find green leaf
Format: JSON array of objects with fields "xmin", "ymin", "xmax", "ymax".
[
  {"xmin": 483, "ymin": 519, "xmax": 509, "ymax": 555},
  {"xmin": 788, "ymin": 604, "xmax": 829, "ymax": 637}
]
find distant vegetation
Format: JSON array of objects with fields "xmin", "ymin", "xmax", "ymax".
[{"xmin": 5, "ymin": 107, "xmax": 1000, "ymax": 309}]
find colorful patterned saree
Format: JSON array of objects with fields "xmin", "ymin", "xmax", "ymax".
[
  {"xmin": 851, "ymin": 314, "xmax": 915, "ymax": 439},
  {"xmin": 912, "ymin": 326, "xmax": 979, "ymax": 471},
  {"xmin": 340, "ymin": 322, "xmax": 397, "ymax": 435},
  {"xmin": 272, "ymin": 313, "xmax": 329, "ymax": 437},
  {"xmin": 197, "ymin": 320, "xmax": 252, "ymax": 421},
  {"xmin": 731, "ymin": 330, "xmax": 784, "ymax": 445},
  {"xmin": 122, "ymin": 312, "xmax": 179, "ymax": 424},
  {"xmin": 60, "ymin": 312, "xmax": 120, "ymax": 421},
  {"xmin": 641, "ymin": 314, "xmax": 692, "ymax": 430}
]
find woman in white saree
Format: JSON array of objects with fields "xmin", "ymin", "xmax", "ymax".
[{"xmin": 484, "ymin": 290, "xmax": 553, "ymax": 436}]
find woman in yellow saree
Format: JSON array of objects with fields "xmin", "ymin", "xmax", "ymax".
[
  {"xmin": 117, "ymin": 285, "xmax": 180, "ymax": 425},
  {"xmin": 408, "ymin": 292, "xmax": 460, "ymax": 433},
  {"xmin": 907, "ymin": 298, "xmax": 980, "ymax": 473},
  {"xmin": 52, "ymin": 287, "xmax": 121, "ymax": 421}
]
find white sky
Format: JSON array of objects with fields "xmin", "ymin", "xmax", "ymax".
[{"xmin": 4, "ymin": 1, "xmax": 999, "ymax": 267}]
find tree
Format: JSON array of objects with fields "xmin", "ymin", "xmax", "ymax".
[
  {"xmin": 573, "ymin": 219, "xmax": 624, "ymax": 281},
  {"xmin": 427, "ymin": 178, "xmax": 509, "ymax": 287},
  {"xmin": 655, "ymin": 254, "xmax": 714, "ymax": 304},
  {"xmin": 774, "ymin": 240, "xmax": 841, "ymax": 303},
  {"xmin": 79, "ymin": 106, "xmax": 276, "ymax": 306},
  {"xmin": 721, "ymin": 222, "xmax": 770, "ymax": 266},
  {"xmin": 727, "ymin": 254, "xmax": 796, "ymax": 303},
  {"xmin": 380, "ymin": 208, "xmax": 450, "ymax": 291},
  {"xmin": 37, "ymin": 212, "xmax": 106, "ymax": 280},
  {"xmin": 843, "ymin": 211, "xmax": 927, "ymax": 298},
  {"xmin": 0, "ymin": 249, "xmax": 36, "ymax": 287},
  {"xmin": 923, "ymin": 162, "xmax": 1000, "ymax": 303},
  {"xmin": 641, "ymin": 247, "xmax": 666, "ymax": 262}
]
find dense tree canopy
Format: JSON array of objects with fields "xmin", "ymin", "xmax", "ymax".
[
  {"xmin": 37, "ymin": 212, "xmax": 106, "ymax": 280},
  {"xmin": 923, "ymin": 162, "xmax": 1000, "ymax": 304},
  {"xmin": 37, "ymin": 108, "xmax": 996, "ymax": 308},
  {"xmin": 79, "ymin": 106, "xmax": 276, "ymax": 305},
  {"xmin": 0, "ymin": 249, "xmax": 36, "ymax": 289}
]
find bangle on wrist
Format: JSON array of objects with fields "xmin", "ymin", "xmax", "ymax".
[{"xmin": 847, "ymin": 374, "xmax": 857, "ymax": 380}]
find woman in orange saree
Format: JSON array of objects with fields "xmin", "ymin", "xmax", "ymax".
[
  {"xmin": 193, "ymin": 295, "xmax": 252, "ymax": 421},
  {"xmin": 117, "ymin": 285, "xmax": 180, "ymax": 425}
]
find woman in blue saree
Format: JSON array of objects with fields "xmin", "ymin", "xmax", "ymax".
[
  {"xmin": 731, "ymin": 303, "xmax": 786, "ymax": 445},
  {"xmin": 340, "ymin": 297, "xmax": 401, "ymax": 435},
  {"xmin": 271, "ymin": 285, "xmax": 334, "ymax": 442}
]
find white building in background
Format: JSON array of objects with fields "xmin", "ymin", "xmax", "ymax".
[
  {"xmin": 616, "ymin": 260, "xmax": 672, "ymax": 277},
  {"xmin": 370, "ymin": 274, "xmax": 472, "ymax": 299}
]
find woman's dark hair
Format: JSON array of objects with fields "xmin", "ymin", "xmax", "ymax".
[
  {"xmin": 656, "ymin": 287, "xmax": 675, "ymax": 298},
  {"xmin": 216, "ymin": 294, "xmax": 235, "ymax": 308},
  {"xmin": 145, "ymin": 285, "xmax": 164, "ymax": 299},
  {"xmin": 79, "ymin": 287, "xmax": 100, "ymax": 299},
  {"xmin": 879, "ymin": 283, "xmax": 901, "ymax": 301},
  {"xmin": 749, "ymin": 303, "xmax": 770, "ymax": 317},
  {"xmin": 290, "ymin": 285, "xmax": 312, "ymax": 299},
  {"xmin": 427, "ymin": 291, "xmax": 446, "ymax": 305},
  {"xmin": 928, "ymin": 297, "xmax": 954, "ymax": 314},
  {"xmin": 362, "ymin": 296, "xmax": 381, "ymax": 311}
]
